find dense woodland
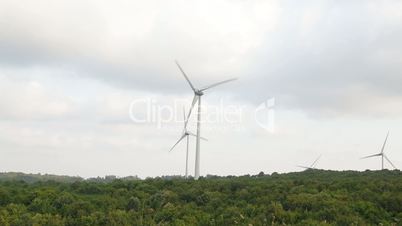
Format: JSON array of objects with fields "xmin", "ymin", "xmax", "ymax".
[{"xmin": 0, "ymin": 170, "xmax": 401, "ymax": 225}]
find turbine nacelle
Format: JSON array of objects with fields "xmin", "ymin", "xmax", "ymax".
[{"xmin": 195, "ymin": 90, "xmax": 204, "ymax": 96}]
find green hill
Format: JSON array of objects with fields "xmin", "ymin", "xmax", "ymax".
[
  {"xmin": 0, "ymin": 170, "xmax": 401, "ymax": 225},
  {"xmin": 0, "ymin": 172, "xmax": 83, "ymax": 183}
]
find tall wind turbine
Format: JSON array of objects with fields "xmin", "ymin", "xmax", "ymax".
[
  {"xmin": 361, "ymin": 131, "xmax": 397, "ymax": 170},
  {"xmin": 169, "ymin": 108, "xmax": 207, "ymax": 178},
  {"xmin": 175, "ymin": 60, "xmax": 237, "ymax": 180},
  {"xmin": 297, "ymin": 155, "xmax": 322, "ymax": 170}
]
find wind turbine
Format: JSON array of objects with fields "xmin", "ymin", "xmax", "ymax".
[
  {"xmin": 175, "ymin": 60, "xmax": 237, "ymax": 180},
  {"xmin": 297, "ymin": 155, "xmax": 322, "ymax": 170},
  {"xmin": 361, "ymin": 131, "xmax": 397, "ymax": 170},
  {"xmin": 169, "ymin": 108, "xmax": 207, "ymax": 178}
]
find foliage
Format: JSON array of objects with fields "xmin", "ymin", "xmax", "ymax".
[{"xmin": 0, "ymin": 170, "xmax": 400, "ymax": 225}]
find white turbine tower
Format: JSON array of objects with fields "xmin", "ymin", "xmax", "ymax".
[
  {"xmin": 361, "ymin": 131, "xmax": 397, "ymax": 170},
  {"xmin": 169, "ymin": 108, "xmax": 207, "ymax": 178},
  {"xmin": 297, "ymin": 155, "xmax": 322, "ymax": 170},
  {"xmin": 175, "ymin": 60, "xmax": 237, "ymax": 180}
]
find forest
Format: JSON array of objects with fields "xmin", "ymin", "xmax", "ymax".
[{"xmin": 0, "ymin": 170, "xmax": 401, "ymax": 225}]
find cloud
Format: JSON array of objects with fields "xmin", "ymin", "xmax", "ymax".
[
  {"xmin": 1, "ymin": 0, "xmax": 402, "ymax": 118},
  {"xmin": 0, "ymin": 73, "xmax": 75, "ymax": 120},
  {"xmin": 1, "ymin": 0, "xmax": 402, "ymax": 177},
  {"xmin": 0, "ymin": 0, "xmax": 280, "ymax": 93},
  {"xmin": 238, "ymin": 0, "xmax": 402, "ymax": 117}
]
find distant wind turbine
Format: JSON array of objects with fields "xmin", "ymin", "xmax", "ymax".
[
  {"xmin": 297, "ymin": 155, "xmax": 322, "ymax": 170},
  {"xmin": 175, "ymin": 60, "xmax": 237, "ymax": 180},
  {"xmin": 361, "ymin": 131, "xmax": 397, "ymax": 170},
  {"xmin": 169, "ymin": 108, "xmax": 207, "ymax": 178}
]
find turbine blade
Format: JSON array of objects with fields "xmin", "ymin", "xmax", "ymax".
[
  {"xmin": 360, "ymin": 153, "xmax": 381, "ymax": 159},
  {"xmin": 188, "ymin": 131, "xmax": 208, "ymax": 141},
  {"xmin": 200, "ymin": 78, "xmax": 237, "ymax": 92},
  {"xmin": 384, "ymin": 154, "xmax": 398, "ymax": 169},
  {"xmin": 296, "ymin": 165, "xmax": 311, "ymax": 169},
  {"xmin": 310, "ymin": 155, "xmax": 322, "ymax": 168},
  {"xmin": 175, "ymin": 60, "xmax": 196, "ymax": 92},
  {"xmin": 182, "ymin": 107, "xmax": 187, "ymax": 133},
  {"xmin": 184, "ymin": 95, "xmax": 199, "ymax": 128},
  {"xmin": 169, "ymin": 134, "xmax": 187, "ymax": 152},
  {"xmin": 380, "ymin": 131, "xmax": 390, "ymax": 154}
]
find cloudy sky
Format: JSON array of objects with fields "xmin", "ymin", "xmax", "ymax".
[{"xmin": 1, "ymin": 0, "xmax": 401, "ymax": 178}]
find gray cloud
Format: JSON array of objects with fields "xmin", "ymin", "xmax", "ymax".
[
  {"xmin": 0, "ymin": 0, "xmax": 277, "ymax": 94},
  {"xmin": 1, "ymin": 1, "xmax": 401, "ymax": 118},
  {"xmin": 1, "ymin": 0, "xmax": 402, "ymax": 177},
  {"xmin": 238, "ymin": 0, "xmax": 402, "ymax": 117}
]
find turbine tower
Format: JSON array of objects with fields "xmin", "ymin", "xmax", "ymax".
[
  {"xmin": 297, "ymin": 155, "xmax": 322, "ymax": 170},
  {"xmin": 361, "ymin": 131, "xmax": 397, "ymax": 170},
  {"xmin": 175, "ymin": 61, "xmax": 237, "ymax": 180},
  {"xmin": 170, "ymin": 108, "xmax": 207, "ymax": 178}
]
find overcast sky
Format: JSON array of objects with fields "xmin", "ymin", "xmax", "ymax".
[{"xmin": 1, "ymin": 0, "xmax": 401, "ymax": 178}]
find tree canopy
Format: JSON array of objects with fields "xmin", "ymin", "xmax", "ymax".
[{"xmin": 0, "ymin": 170, "xmax": 400, "ymax": 225}]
